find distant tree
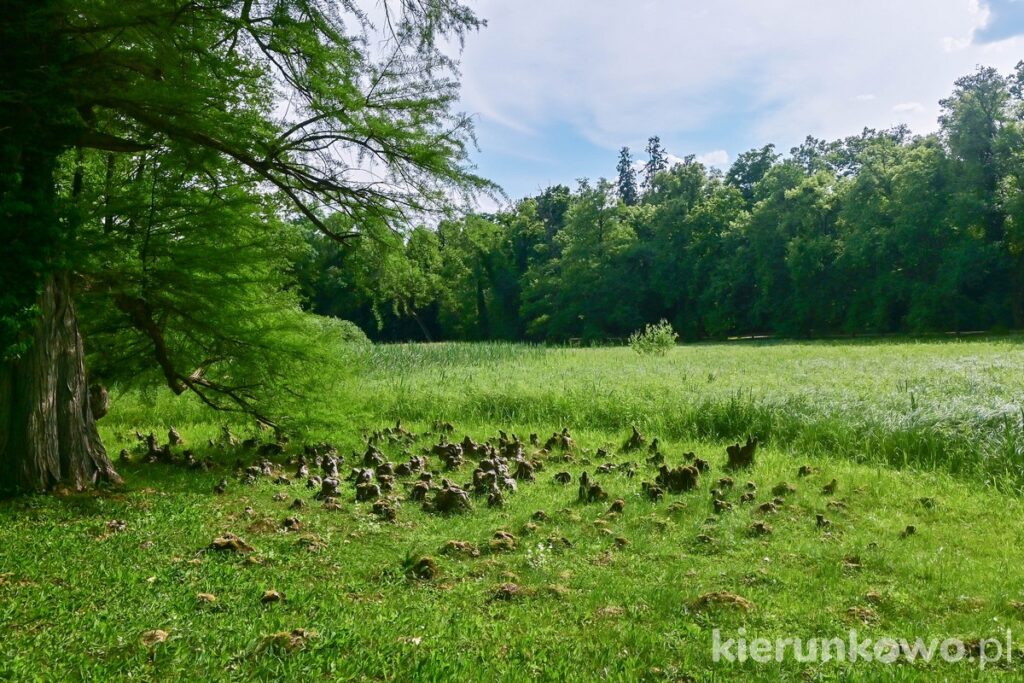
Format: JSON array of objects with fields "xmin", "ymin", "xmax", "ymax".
[
  {"xmin": 1001, "ymin": 61, "xmax": 1024, "ymax": 325},
  {"xmin": 726, "ymin": 144, "xmax": 780, "ymax": 203},
  {"xmin": 535, "ymin": 184, "xmax": 572, "ymax": 243},
  {"xmin": 642, "ymin": 136, "xmax": 668, "ymax": 193},
  {"xmin": 1011, "ymin": 60, "xmax": 1024, "ymax": 100},
  {"xmin": 790, "ymin": 136, "xmax": 838, "ymax": 175},
  {"xmin": 522, "ymin": 179, "xmax": 639, "ymax": 339},
  {"xmin": 436, "ymin": 216, "xmax": 517, "ymax": 340},
  {"xmin": 940, "ymin": 66, "xmax": 1010, "ymax": 242},
  {"xmin": 616, "ymin": 147, "xmax": 639, "ymax": 206}
]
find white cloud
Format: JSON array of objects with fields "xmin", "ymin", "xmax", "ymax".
[
  {"xmin": 694, "ymin": 150, "xmax": 730, "ymax": 168},
  {"xmin": 893, "ymin": 102, "xmax": 925, "ymax": 113},
  {"xmin": 664, "ymin": 153, "xmax": 687, "ymax": 167},
  {"xmin": 459, "ymin": 0, "xmax": 1023, "ymax": 156}
]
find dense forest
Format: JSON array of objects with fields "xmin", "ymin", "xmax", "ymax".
[{"xmin": 298, "ymin": 64, "xmax": 1024, "ymax": 342}]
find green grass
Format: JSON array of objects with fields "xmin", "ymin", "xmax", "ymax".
[
  {"xmin": 110, "ymin": 337, "xmax": 1024, "ymax": 485},
  {"xmin": 3, "ymin": 338, "xmax": 1024, "ymax": 680}
]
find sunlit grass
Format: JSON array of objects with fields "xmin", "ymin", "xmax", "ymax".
[
  {"xmin": 333, "ymin": 339, "xmax": 1024, "ymax": 488},
  {"xmin": 108, "ymin": 338, "xmax": 1024, "ymax": 489},
  {"xmin": 5, "ymin": 337, "xmax": 1023, "ymax": 679}
]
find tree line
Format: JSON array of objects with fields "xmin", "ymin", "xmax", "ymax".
[{"xmin": 299, "ymin": 64, "xmax": 1024, "ymax": 342}]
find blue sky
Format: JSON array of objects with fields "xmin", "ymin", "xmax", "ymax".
[{"xmin": 455, "ymin": 0, "xmax": 1024, "ymax": 204}]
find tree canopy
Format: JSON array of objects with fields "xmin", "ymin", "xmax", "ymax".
[
  {"xmin": 300, "ymin": 63, "xmax": 1024, "ymax": 343},
  {"xmin": 0, "ymin": 0, "xmax": 488, "ymax": 491}
]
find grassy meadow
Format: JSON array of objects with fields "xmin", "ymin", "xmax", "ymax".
[{"xmin": 3, "ymin": 338, "xmax": 1024, "ymax": 680}]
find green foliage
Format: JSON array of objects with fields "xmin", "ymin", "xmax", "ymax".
[
  {"xmin": 642, "ymin": 135, "xmax": 668, "ymax": 193},
  {"xmin": 305, "ymin": 63, "xmax": 1024, "ymax": 344},
  {"xmin": 60, "ymin": 142, "xmax": 354, "ymax": 427},
  {"xmin": 322, "ymin": 318, "xmax": 371, "ymax": 346},
  {"xmin": 1, "ymin": 0, "xmax": 489, "ymax": 427},
  {"xmin": 628, "ymin": 319, "xmax": 678, "ymax": 356},
  {"xmin": 615, "ymin": 146, "xmax": 639, "ymax": 206}
]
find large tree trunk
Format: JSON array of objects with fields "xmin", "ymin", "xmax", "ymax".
[{"xmin": 0, "ymin": 273, "xmax": 121, "ymax": 493}]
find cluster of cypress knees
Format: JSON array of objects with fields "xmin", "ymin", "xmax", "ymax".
[{"xmin": 125, "ymin": 421, "xmax": 768, "ymax": 526}]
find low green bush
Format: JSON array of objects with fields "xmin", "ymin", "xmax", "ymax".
[{"xmin": 629, "ymin": 319, "xmax": 678, "ymax": 356}]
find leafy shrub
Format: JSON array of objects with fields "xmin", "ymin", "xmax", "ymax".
[
  {"xmin": 335, "ymin": 319, "xmax": 371, "ymax": 346},
  {"xmin": 629, "ymin": 320, "xmax": 678, "ymax": 356},
  {"xmin": 310, "ymin": 315, "xmax": 371, "ymax": 346}
]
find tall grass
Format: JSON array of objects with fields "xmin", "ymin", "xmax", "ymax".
[{"xmin": 103, "ymin": 337, "xmax": 1024, "ymax": 489}]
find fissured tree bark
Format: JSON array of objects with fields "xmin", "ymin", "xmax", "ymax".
[{"xmin": 0, "ymin": 273, "xmax": 121, "ymax": 493}]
